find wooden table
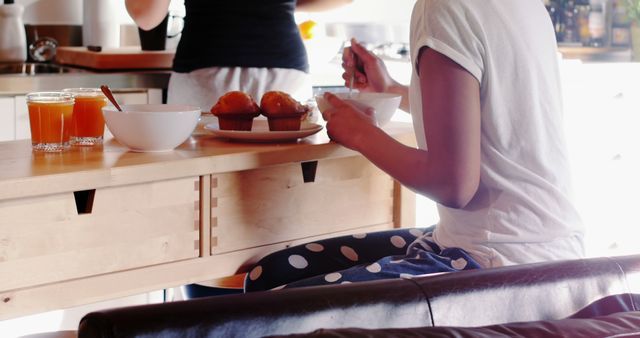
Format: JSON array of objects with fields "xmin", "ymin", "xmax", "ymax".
[{"xmin": 0, "ymin": 119, "xmax": 416, "ymax": 320}]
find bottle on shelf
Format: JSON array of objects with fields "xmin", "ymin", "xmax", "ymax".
[
  {"xmin": 610, "ymin": 0, "xmax": 631, "ymax": 47},
  {"xmin": 588, "ymin": 0, "xmax": 607, "ymax": 47},
  {"xmin": 563, "ymin": 0, "xmax": 581, "ymax": 44},
  {"xmin": 546, "ymin": 0, "xmax": 565, "ymax": 42},
  {"xmin": 575, "ymin": 0, "xmax": 592, "ymax": 45},
  {"xmin": 546, "ymin": 0, "xmax": 591, "ymax": 46}
]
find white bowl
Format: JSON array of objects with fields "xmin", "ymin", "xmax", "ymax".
[
  {"xmin": 315, "ymin": 92, "xmax": 402, "ymax": 126},
  {"xmin": 103, "ymin": 104, "xmax": 201, "ymax": 152}
]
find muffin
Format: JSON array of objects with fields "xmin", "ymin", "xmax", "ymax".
[
  {"xmin": 211, "ymin": 91, "xmax": 261, "ymax": 131},
  {"xmin": 260, "ymin": 91, "xmax": 309, "ymax": 131}
]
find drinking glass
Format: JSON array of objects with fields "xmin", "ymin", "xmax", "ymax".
[
  {"xmin": 26, "ymin": 92, "xmax": 75, "ymax": 152},
  {"xmin": 63, "ymin": 88, "xmax": 107, "ymax": 145}
]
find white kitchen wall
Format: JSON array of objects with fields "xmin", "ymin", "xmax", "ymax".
[
  {"xmin": 17, "ymin": 0, "xmax": 134, "ymax": 25},
  {"xmin": 300, "ymin": 0, "xmax": 415, "ymax": 23},
  {"xmin": 17, "ymin": 0, "xmax": 82, "ymax": 24}
]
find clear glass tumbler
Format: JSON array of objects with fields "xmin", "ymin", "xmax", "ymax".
[
  {"xmin": 26, "ymin": 92, "xmax": 75, "ymax": 152},
  {"xmin": 63, "ymin": 88, "xmax": 107, "ymax": 146}
]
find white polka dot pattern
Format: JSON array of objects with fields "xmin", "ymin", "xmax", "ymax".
[
  {"xmin": 409, "ymin": 228, "xmax": 423, "ymax": 237},
  {"xmin": 366, "ymin": 262, "xmax": 382, "ymax": 273},
  {"xmin": 243, "ymin": 228, "xmax": 478, "ymax": 291},
  {"xmin": 324, "ymin": 272, "xmax": 342, "ymax": 282},
  {"xmin": 249, "ymin": 265, "xmax": 263, "ymax": 281},
  {"xmin": 305, "ymin": 243, "xmax": 324, "ymax": 252},
  {"xmin": 288, "ymin": 254, "xmax": 309, "ymax": 269},
  {"xmin": 390, "ymin": 235, "xmax": 407, "ymax": 248},
  {"xmin": 340, "ymin": 246, "xmax": 359, "ymax": 261},
  {"xmin": 452, "ymin": 258, "xmax": 468, "ymax": 270}
]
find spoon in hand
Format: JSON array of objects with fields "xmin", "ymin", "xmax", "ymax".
[
  {"xmin": 100, "ymin": 85, "xmax": 122, "ymax": 112},
  {"xmin": 349, "ymin": 70, "xmax": 355, "ymax": 99},
  {"xmin": 348, "ymin": 44, "xmax": 363, "ymax": 99},
  {"xmin": 348, "ymin": 51, "xmax": 358, "ymax": 98}
]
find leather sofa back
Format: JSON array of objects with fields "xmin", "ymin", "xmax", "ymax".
[
  {"xmin": 275, "ymin": 311, "xmax": 640, "ymax": 338},
  {"xmin": 415, "ymin": 255, "xmax": 640, "ymax": 327},
  {"xmin": 78, "ymin": 254, "xmax": 640, "ymax": 338},
  {"xmin": 79, "ymin": 278, "xmax": 432, "ymax": 338}
]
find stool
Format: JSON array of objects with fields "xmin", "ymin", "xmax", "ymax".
[{"xmin": 182, "ymin": 273, "xmax": 246, "ymax": 299}]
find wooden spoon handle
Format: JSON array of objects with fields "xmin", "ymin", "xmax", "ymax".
[{"xmin": 100, "ymin": 85, "xmax": 123, "ymax": 112}]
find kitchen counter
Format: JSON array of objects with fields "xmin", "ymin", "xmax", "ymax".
[
  {"xmin": 0, "ymin": 119, "xmax": 416, "ymax": 319},
  {"xmin": 0, "ymin": 56, "xmax": 411, "ymax": 96},
  {"xmin": 0, "ymin": 65, "xmax": 171, "ymax": 96}
]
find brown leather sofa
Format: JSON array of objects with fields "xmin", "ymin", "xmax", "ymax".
[{"xmin": 77, "ymin": 254, "xmax": 640, "ymax": 337}]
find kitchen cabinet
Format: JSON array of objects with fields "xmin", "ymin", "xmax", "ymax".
[
  {"xmin": 0, "ymin": 121, "xmax": 416, "ymax": 320},
  {"xmin": 560, "ymin": 61, "xmax": 640, "ymax": 258},
  {"xmin": 0, "ymin": 176, "xmax": 201, "ymax": 293},
  {"xmin": 208, "ymin": 156, "xmax": 397, "ymax": 257},
  {"xmin": 0, "ymin": 97, "xmax": 14, "ymax": 142},
  {"xmin": 14, "ymin": 95, "xmax": 28, "ymax": 140}
]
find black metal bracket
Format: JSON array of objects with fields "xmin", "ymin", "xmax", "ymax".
[{"xmin": 301, "ymin": 161, "xmax": 318, "ymax": 183}]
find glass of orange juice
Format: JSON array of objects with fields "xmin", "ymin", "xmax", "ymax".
[
  {"xmin": 26, "ymin": 92, "xmax": 75, "ymax": 152},
  {"xmin": 63, "ymin": 88, "xmax": 107, "ymax": 146}
]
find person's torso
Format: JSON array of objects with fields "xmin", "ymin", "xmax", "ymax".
[
  {"xmin": 174, "ymin": 0, "xmax": 308, "ymax": 73},
  {"xmin": 408, "ymin": 0, "xmax": 584, "ymax": 267}
]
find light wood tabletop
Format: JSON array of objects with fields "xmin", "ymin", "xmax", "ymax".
[
  {"xmin": 0, "ymin": 117, "xmax": 417, "ymax": 320},
  {"xmin": 0, "ymin": 119, "xmax": 413, "ymax": 200}
]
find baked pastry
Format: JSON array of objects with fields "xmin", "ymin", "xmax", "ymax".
[
  {"xmin": 211, "ymin": 91, "xmax": 261, "ymax": 131},
  {"xmin": 260, "ymin": 91, "xmax": 309, "ymax": 131}
]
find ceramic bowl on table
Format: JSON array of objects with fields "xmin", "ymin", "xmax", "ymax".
[
  {"xmin": 315, "ymin": 92, "xmax": 402, "ymax": 126},
  {"xmin": 103, "ymin": 104, "xmax": 201, "ymax": 152}
]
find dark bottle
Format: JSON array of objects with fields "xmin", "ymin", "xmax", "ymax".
[
  {"xmin": 588, "ymin": 2, "xmax": 607, "ymax": 47},
  {"xmin": 611, "ymin": 0, "xmax": 631, "ymax": 47},
  {"xmin": 575, "ymin": 0, "xmax": 591, "ymax": 45},
  {"xmin": 563, "ymin": 0, "xmax": 580, "ymax": 43},
  {"xmin": 546, "ymin": 0, "xmax": 565, "ymax": 42}
]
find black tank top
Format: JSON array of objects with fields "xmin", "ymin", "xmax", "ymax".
[{"xmin": 173, "ymin": 0, "xmax": 309, "ymax": 73}]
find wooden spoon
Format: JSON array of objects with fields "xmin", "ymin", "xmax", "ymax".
[{"xmin": 100, "ymin": 85, "xmax": 122, "ymax": 112}]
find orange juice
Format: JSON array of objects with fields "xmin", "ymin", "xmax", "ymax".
[
  {"xmin": 26, "ymin": 92, "xmax": 75, "ymax": 152},
  {"xmin": 64, "ymin": 88, "xmax": 107, "ymax": 145}
]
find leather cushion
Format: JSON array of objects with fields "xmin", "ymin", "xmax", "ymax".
[
  {"xmin": 413, "ymin": 256, "xmax": 636, "ymax": 326},
  {"xmin": 272, "ymin": 311, "xmax": 640, "ymax": 338},
  {"xmin": 78, "ymin": 278, "xmax": 432, "ymax": 338}
]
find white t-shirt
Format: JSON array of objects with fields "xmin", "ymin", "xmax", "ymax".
[{"xmin": 409, "ymin": 0, "xmax": 585, "ymax": 267}]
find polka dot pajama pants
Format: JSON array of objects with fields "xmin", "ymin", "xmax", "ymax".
[{"xmin": 244, "ymin": 226, "xmax": 481, "ymax": 292}]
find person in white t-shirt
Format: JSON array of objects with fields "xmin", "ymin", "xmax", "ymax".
[{"xmin": 243, "ymin": 0, "xmax": 585, "ymax": 291}]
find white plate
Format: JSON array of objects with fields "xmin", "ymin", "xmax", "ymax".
[{"xmin": 204, "ymin": 120, "xmax": 323, "ymax": 142}]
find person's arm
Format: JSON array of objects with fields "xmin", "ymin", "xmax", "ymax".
[
  {"xmin": 296, "ymin": 0, "xmax": 352, "ymax": 12},
  {"xmin": 342, "ymin": 39, "xmax": 410, "ymax": 112},
  {"xmin": 323, "ymin": 47, "xmax": 481, "ymax": 208},
  {"xmin": 125, "ymin": 0, "xmax": 171, "ymax": 31}
]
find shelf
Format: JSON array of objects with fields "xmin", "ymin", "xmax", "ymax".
[{"xmin": 558, "ymin": 46, "xmax": 632, "ymax": 62}]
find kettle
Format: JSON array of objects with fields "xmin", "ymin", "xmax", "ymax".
[{"xmin": 0, "ymin": 0, "xmax": 27, "ymax": 62}]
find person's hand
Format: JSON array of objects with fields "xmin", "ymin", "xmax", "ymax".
[
  {"xmin": 321, "ymin": 92, "xmax": 378, "ymax": 150},
  {"xmin": 342, "ymin": 38, "xmax": 396, "ymax": 93}
]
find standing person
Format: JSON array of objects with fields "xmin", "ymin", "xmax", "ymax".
[
  {"xmin": 244, "ymin": 0, "xmax": 585, "ymax": 291},
  {"xmin": 125, "ymin": 0, "xmax": 352, "ymax": 111}
]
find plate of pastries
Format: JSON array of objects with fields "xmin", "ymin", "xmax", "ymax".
[{"xmin": 205, "ymin": 90, "xmax": 323, "ymax": 142}]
